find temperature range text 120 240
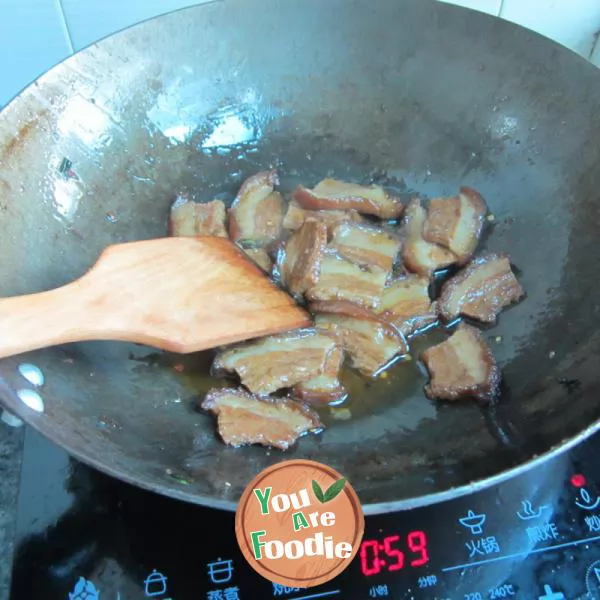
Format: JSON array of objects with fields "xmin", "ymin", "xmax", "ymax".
[{"xmin": 359, "ymin": 531, "xmax": 429, "ymax": 576}]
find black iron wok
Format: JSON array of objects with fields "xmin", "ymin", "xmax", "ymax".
[{"xmin": 1, "ymin": 0, "xmax": 600, "ymax": 515}]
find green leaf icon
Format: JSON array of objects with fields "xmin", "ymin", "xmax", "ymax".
[
  {"xmin": 323, "ymin": 477, "xmax": 347, "ymax": 502},
  {"xmin": 312, "ymin": 478, "xmax": 347, "ymax": 503},
  {"xmin": 312, "ymin": 480, "xmax": 325, "ymax": 502}
]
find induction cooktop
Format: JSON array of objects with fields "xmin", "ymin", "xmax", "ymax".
[{"xmin": 9, "ymin": 427, "xmax": 600, "ymax": 599}]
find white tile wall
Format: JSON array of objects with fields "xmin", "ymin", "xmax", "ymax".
[
  {"xmin": 0, "ymin": 0, "xmax": 72, "ymax": 107},
  {"xmin": 441, "ymin": 0, "xmax": 600, "ymax": 59},
  {"xmin": 61, "ymin": 0, "xmax": 212, "ymax": 51},
  {"xmin": 0, "ymin": 0, "xmax": 599, "ymax": 110},
  {"xmin": 500, "ymin": 0, "xmax": 600, "ymax": 58}
]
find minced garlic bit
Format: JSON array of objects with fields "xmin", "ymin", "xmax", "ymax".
[{"xmin": 331, "ymin": 408, "xmax": 352, "ymax": 421}]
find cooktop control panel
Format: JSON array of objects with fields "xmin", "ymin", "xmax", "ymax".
[{"xmin": 9, "ymin": 429, "xmax": 600, "ymax": 599}]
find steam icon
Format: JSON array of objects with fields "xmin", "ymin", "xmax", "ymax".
[
  {"xmin": 458, "ymin": 510, "xmax": 486, "ymax": 535},
  {"xmin": 516, "ymin": 500, "xmax": 547, "ymax": 521}
]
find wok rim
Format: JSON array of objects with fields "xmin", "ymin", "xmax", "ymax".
[
  {"xmin": 6, "ymin": 392, "xmax": 598, "ymax": 514},
  {"xmin": 1, "ymin": 0, "xmax": 600, "ymax": 515}
]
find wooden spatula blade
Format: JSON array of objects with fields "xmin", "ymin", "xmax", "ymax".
[{"xmin": 0, "ymin": 237, "xmax": 312, "ymax": 359}]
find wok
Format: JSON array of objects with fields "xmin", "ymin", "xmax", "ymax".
[{"xmin": 1, "ymin": 0, "xmax": 600, "ymax": 515}]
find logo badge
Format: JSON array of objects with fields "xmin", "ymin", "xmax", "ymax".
[{"xmin": 235, "ymin": 459, "xmax": 364, "ymax": 588}]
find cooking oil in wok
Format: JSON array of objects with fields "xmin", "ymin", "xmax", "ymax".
[
  {"xmin": 130, "ymin": 326, "xmax": 449, "ymax": 428},
  {"xmin": 127, "ymin": 136, "xmax": 479, "ymax": 431}
]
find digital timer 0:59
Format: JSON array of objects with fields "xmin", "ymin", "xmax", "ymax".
[{"xmin": 359, "ymin": 531, "xmax": 429, "ymax": 576}]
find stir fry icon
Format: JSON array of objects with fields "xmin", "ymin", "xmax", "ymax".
[{"xmin": 575, "ymin": 488, "xmax": 600, "ymax": 511}]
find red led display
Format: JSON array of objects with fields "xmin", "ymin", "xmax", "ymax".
[{"xmin": 359, "ymin": 531, "xmax": 429, "ymax": 576}]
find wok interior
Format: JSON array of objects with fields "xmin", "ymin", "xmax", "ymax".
[{"xmin": 1, "ymin": 0, "xmax": 600, "ymax": 512}]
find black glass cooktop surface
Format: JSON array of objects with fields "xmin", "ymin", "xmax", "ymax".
[{"xmin": 9, "ymin": 428, "xmax": 600, "ymax": 599}]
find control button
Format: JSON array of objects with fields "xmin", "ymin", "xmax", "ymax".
[
  {"xmin": 575, "ymin": 488, "xmax": 600, "ymax": 511},
  {"xmin": 207, "ymin": 559, "xmax": 234, "ymax": 584},
  {"xmin": 458, "ymin": 510, "xmax": 487, "ymax": 535},
  {"xmin": 68, "ymin": 578, "xmax": 100, "ymax": 600},
  {"xmin": 585, "ymin": 559, "xmax": 600, "ymax": 597},
  {"xmin": 144, "ymin": 570, "xmax": 168, "ymax": 597},
  {"xmin": 516, "ymin": 500, "xmax": 548, "ymax": 521},
  {"xmin": 537, "ymin": 584, "xmax": 565, "ymax": 600}
]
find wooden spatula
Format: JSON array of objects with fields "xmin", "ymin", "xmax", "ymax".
[{"xmin": 0, "ymin": 237, "xmax": 311, "ymax": 359}]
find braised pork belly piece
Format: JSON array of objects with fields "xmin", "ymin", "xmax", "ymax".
[
  {"xmin": 310, "ymin": 276, "xmax": 436, "ymax": 338},
  {"xmin": 212, "ymin": 328, "xmax": 341, "ymax": 395},
  {"xmin": 168, "ymin": 194, "xmax": 228, "ymax": 238},
  {"xmin": 282, "ymin": 199, "xmax": 364, "ymax": 232},
  {"xmin": 195, "ymin": 200, "xmax": 228, "ymax": 237},
  {"xmin": 329, "ymin": 222, "xmax": 401, "ymax": 273},
  {"xmin": 421, "ymin": 323, "xmax": 500, "ymax": 402},
  {"xmin": 228, "ymin": 170, "xmax": 284, "ymax": 244},
  {"xmin": 168, "ymin": 193, "xmax": 196, "ymax": 237},
  {"xmin": 423, "ymin": 187, "xmax": 487, "ymax": 263},
  {"xmin": 376, "ymin": 275, "xmax": 438, "ymax": 336},
  {"xmin": 438, "ymin": 253, "xmax": 524, "ymax": 324},
  {"xmin": 280, "ymin": 219, "xmax": 328, "ymax": 298},
  {"xmin": 282, "ymin": 199, "xmax": 309, "ymax": 231},
  {"xmin": 294, "ymin": 178, "xmax": 404, "ymax": 219},
  {"xmin": 306, "ymin": 252, "xmax": 387, "ymax": 310},
  {"xmin": 315, "ymin": 313, "xmax": 408, "ymax": 377},
  {"xmin": 201, "ymin": 388, "xmax": 323, "ymax": 450},
  {"xmin": 309, "ymin": 299, "xmax": 375, "ymax": 321},
  {"xmin": 293, "ymin": 344, "xmax": 347, "ymax": 406},
  {"xmin": 165, "ymin": 166, "xmax": 527, "ymax": 451},
  {"xmin": 240, "ymin": 247, "xmax": 273, "ymax": 273},
  {"xmin": 401, "ymin": 198, "xmax": 457, "ymax": 276}
]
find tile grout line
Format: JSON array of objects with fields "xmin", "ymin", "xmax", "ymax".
[
  {"xmin": 589, "ymin": 29, "xmax": 600, "ymax": 62},
  {"xmin": 54, "ymin": 0, "xmax": 75, "ymax": 54}
]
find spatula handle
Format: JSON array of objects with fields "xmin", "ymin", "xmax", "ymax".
[{"xmin": 0, "ymin": 283, "xmax": 97, "ymax": 359}]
